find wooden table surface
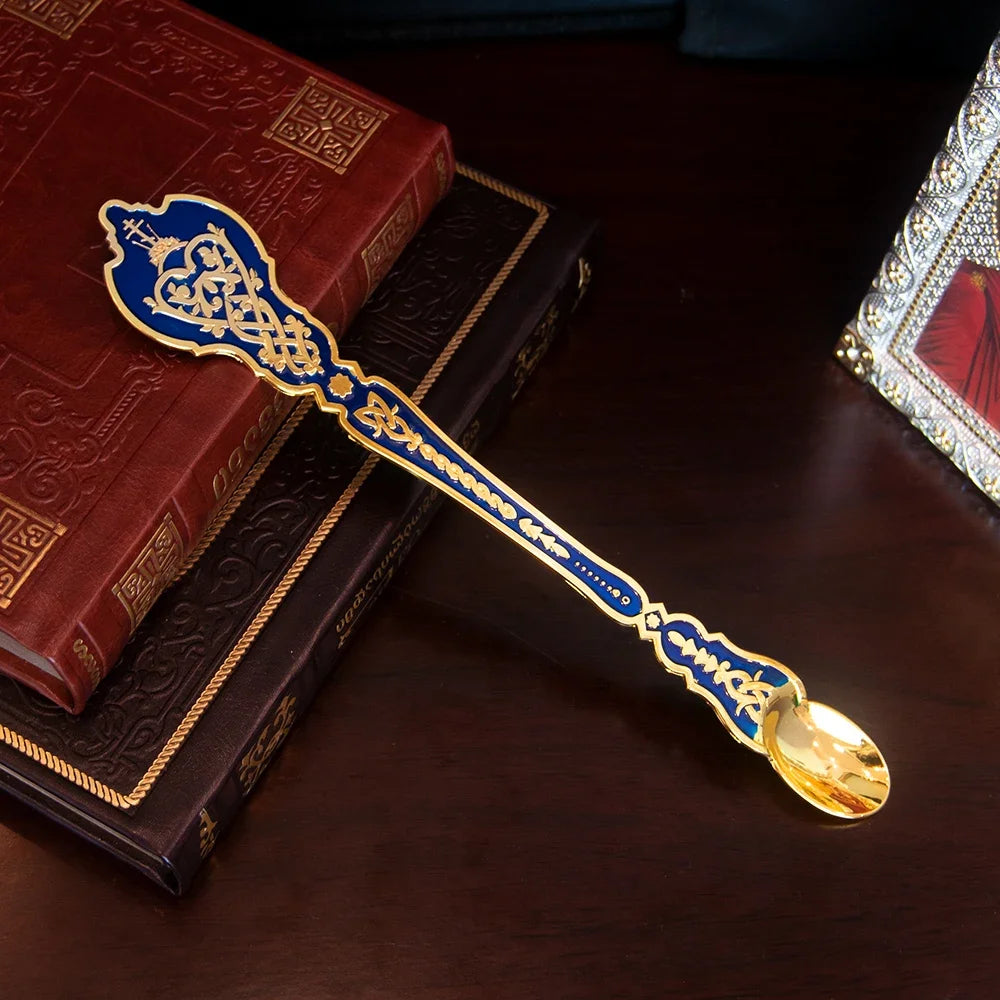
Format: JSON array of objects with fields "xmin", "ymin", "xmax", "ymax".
[{"xmin": 1, "ymin": 32, "xmax": 995, "ymax": 1000}]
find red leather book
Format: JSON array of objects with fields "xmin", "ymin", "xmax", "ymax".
[{"xmin": 0, "ymin": 0, "xmax": 453, "ymax": 711}]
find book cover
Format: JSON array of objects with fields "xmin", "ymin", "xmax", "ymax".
[
  {"xmin": 0, "ymin": 0, "xmax": 453, "ymax": 711},
  {"xmin": 835, "ymin": 34, "xmax": 1000, "ymax": 506},
  {"xmin": 0, "ymin": 166, "xmax": 599, "ymax": 892}
]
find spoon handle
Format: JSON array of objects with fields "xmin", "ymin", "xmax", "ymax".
[
  {"xmin": 338, "ymin": 374, "xmax": 802, "ymax": 752},
  {"xmin": 100, "ymin": 193, "xmax": 802, "ymax": 754}
]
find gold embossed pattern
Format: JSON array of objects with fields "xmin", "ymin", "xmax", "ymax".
[
  {"xmin": 263, "ymin": 76, "xmax": 390, "ymax": 174},
  {"xmin": 362, "ymin": 194, "xmax": 416, "ymax": 295},
  {"xmin": 0, "ymin": 0, "xmax": 102, "ymax": 39},
  {"xmin": 238, "ymin": 695, "xmax": 296, "ymax": 794},
  {"xmin": 111, "ymin": 512, "xmax": 183, "ymax": 629},
  {"xmin": 0, "ymin": 491, "xmax": 65, "ymax": 611},
  {"xmin": 355, "ymin": 391, "xmax": 519, "ymax": 520},
  {"xmin": 71, "ymin": 637, "xmax": 101, "ymax": 688},
  {"xmin": 198, "ymin": 808, "xmax": 218, "ymax": 859}
]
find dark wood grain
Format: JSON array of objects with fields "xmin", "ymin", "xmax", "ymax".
[{"xmin": 1, "ymin": 37, "xmax": 995, "ymax": 999}]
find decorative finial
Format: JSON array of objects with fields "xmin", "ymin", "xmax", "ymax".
[{"xmin": 121, "ymin": 217, "xmax": 184, "ymax": 270}]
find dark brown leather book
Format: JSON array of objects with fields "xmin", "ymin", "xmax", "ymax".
[
  {"xmin": 0, "ymin": 166, "xmax": 598, "ymax": 893},
  {"xmin": 0, "ymin": 0, "xmax": 453, "ymax": 712}
]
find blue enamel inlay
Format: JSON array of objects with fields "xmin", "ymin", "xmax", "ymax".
[
  {"xmin": 652, "ymin": 617, "xmax": 793, "ymax": 741},
  {"xmin": 105, "ymin": 197, "xmax": 644, "ymax": 621},
  {"xmin": 342, "ymin": 379, "xmax": 643, "ymax": 617}
]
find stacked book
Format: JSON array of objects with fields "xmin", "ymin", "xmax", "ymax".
[{"xmin": 0, "ymin": 0, "xmax": 596, "ymax": 889}]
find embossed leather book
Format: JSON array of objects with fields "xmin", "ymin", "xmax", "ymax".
[
  {"xmin": 0, "ymin": 0, "xmax": 453, "ymax": 712},
  {"xmin": 0, "ymin": 166, "xmax": 598, "ymax": 892}
]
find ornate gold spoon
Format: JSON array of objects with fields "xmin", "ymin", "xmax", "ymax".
[{"xmin": 100, "ymin": 195, "xmax": 890, "ymax": 818}]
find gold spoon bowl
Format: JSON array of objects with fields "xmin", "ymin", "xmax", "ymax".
[{"xmin": 761, "ymin": 684, "xmax": 890, "ymax": 819}]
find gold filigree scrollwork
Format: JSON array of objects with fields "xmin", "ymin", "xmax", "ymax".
[
  {"xmin": 0, "ymin": 491, "xmax": 66, "ymax": 611},
  {"xmin": 354, "ymin": 392, "xmax": 518, "ymax": 520},
  {"xmin": 665, "ymin": 630, "xmax": 773, "ymax": 725},
  {"xmin": 347, "ymin": 413, "xmax": 574, "ymax": 552},
  {"xmin": 238, "ymin": 695, "xmax": 297, "ymax": 795},
  {"xmin": 264, "ymin": 76, "xmax": 390, "ymax": 174},
  {"xmin": 133, "ymin": 220, "xmax": 329, "ymax": 378},
  {"xmin": 198, "ymin": 809, "xmax": 219, "ymax": 859},
  {"xmin": 1, "ymin": 0, "xmax": 103, "ymax": 40},
  {"xmin": 112, "ymin": 512, "xmax": 183, "ymax": 630},
  {"xmin": 835, "ymin": 329, "xmax": 874, "ymax": 381},
  {"xmin": 355, "ymin": 392, "xmax": 424, "ymax": 451}
]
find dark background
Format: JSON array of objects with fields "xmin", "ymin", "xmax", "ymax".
[
  {"xmin": 191, "ymin": 0, "xmax": 1000, "ymax": 69},
  {"xmin": 3, "ymin": 1, "xmax": 1000, "ymax": 997}
]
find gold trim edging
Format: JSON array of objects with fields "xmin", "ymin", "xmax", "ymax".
[
  {"xmin": 889, "ymin": 142, "xmax": 1000, "ymax": 446},
  {"xmin": 0, "ymin": 164, "xmax": 549, "ymax": 809}
]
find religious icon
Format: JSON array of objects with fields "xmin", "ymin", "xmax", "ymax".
[
  {"xmin": 836, "ymin": 36, "xmax": 1000, "ymax": 506},
  {"xmin": 915, "ymin": 259, "xmax": 1000, "ymax": 431}
]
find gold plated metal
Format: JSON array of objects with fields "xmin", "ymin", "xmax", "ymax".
[
  {"xmin": 762, "ymin": 686, "xmax": 890, "ymax": 818},
  {"xmin": 100, "ymin": 193, "xmax": 892, "ymax": 819}
]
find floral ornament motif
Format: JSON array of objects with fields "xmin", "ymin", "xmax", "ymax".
[
  {"xmin": 910, "ymin": 210, "xmax": 935, "ymax": 239},
  {"xmin": 931, "ymin": 421, "xmax": 956, "ymax": 454},
  {"xmin": 354, "ymin": 391, "xmax": 518, "ymax": 521},
  {"xmin": 238, "ymin": 696, "xmax": 297, "ymax": 794},
  {"xmin": 327, "ymin": 373, "xmax": 354, "ymax": 398},
  {"xmin": 198, "ymin": 809, "xmax": 219, "ymax": 859},
  {"xmin": 981, "ymin": 471, "xmax": 1000, "ymax": 500},
  {"xmin": 518, "ymin": 518, "xmax": 570, "ymax": 559},
  {"xmin": 863, "ymin": 300, "xmax": 884, "ymax": 332},
  {"xmin": 885, "ymin": 257, "xmax": 909, "ymax": 286},
  {"xmin": 355, "ymin": 392, "xmax": 423, "ymax": 450},
  {"xmin": 835, "ymin": 330, "xmax": 874, "ymax": 380},
  {"xmin": 934, "ymin": 155, "xmax": 961, "ymax": 189},
  {"xmin": 143, "ymin": 222, "xmax": 327, "ymax": 377},
  {"xmin": 966, "ymin": 100, "xmax": 993, "ymax": 135},
  {"xmin": 880, "ymin": 377, "xmax": 907, "ymax": 408}
]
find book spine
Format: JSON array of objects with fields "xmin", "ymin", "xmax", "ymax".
[
  {"xmin": 164, "ymin": 245, "xmax": 592, "ymax": 893},
  {"xmin": 53, "ymin": 384, "xmax": 294, "ymax": 711},
  {"xmin": 47, "ymin": 140, "xmax": 456, "ymax": 714}
]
